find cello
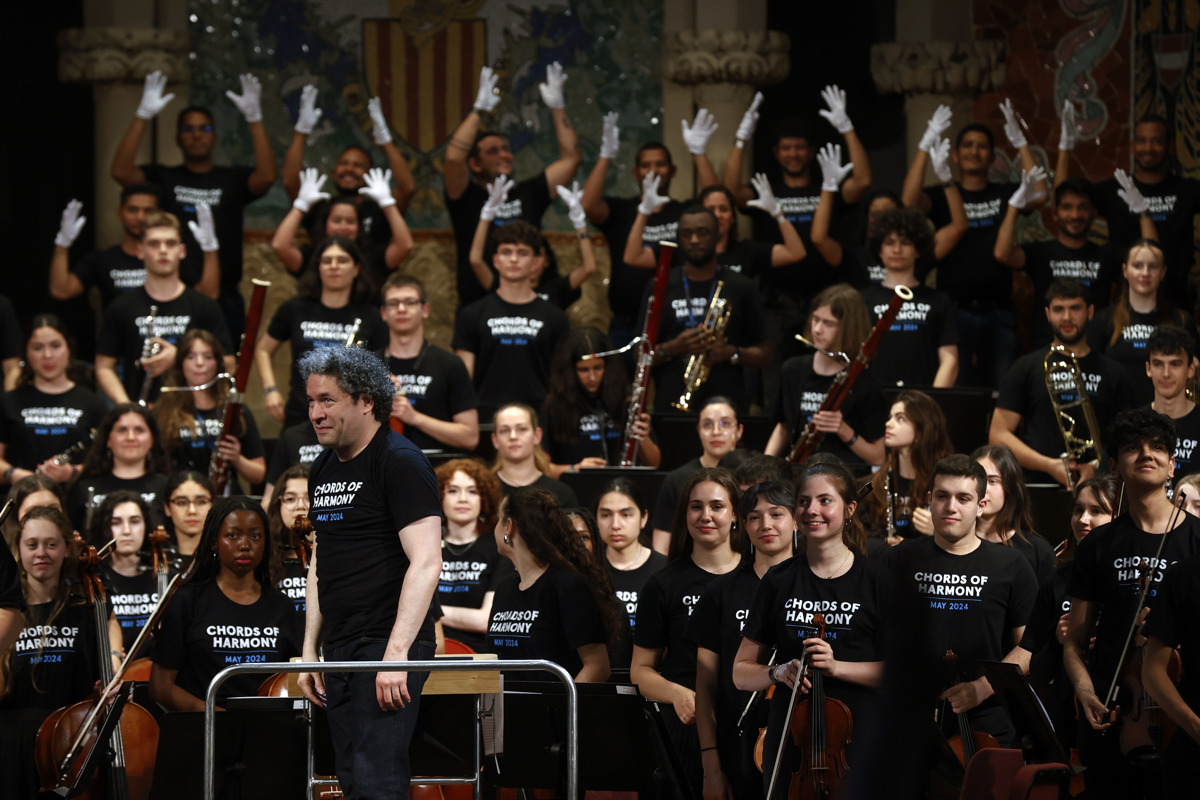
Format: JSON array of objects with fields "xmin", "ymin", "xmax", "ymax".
[{"xmin": 940, "ymin": 650, "xmax": 1000, "ymax": 769}]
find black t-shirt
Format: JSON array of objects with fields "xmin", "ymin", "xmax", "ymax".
[
  {"xmin": 383, "ymin": 343, "xmax": 477, "ymax": 451},
  {"xmin": 639, "ymin": 268, "xmax": 767, "ymax": 414},
  {"xmin": 141, "ymin": 163, "xmax": 263, "ymax": 296},
  {"xmin": 652, "ymin": 457, "xmax": 703, "ymax": 533},
  {"xmin": 97, "ymin": 287, "xmax": 234, "ymax": 402},
  {"xmin": 164, "ymin": 406, "xmax": 264, "ymax": 492},
  {"xmin": 72, "ymin": 246, "xmax": 147, "ymax": 307},
  {"xmin": 1016, "ymin": 564, "xmax": 1076, "ymax": 745},
  {"xmin": 996, "ymin": 346, "xmax": 1134, "ymax": 467},
  {"xmin": 1021, "ymin": 240, "xmax": 1118, "ymax": 343},
  {"xmin": 1093, "ymin": 174, "xmax": 1200, "ymax": 303},
  {"xmin": 597, "ymin": 196, "xmax": 685, "ymax": 320},
  {"xmin": 753, "ymin": 179, "xmax": 841, "ymax": 298},
  {"xmin": 67, "ymin": 473, "xmax": 169, "ymax": 534},
  {"xmin": 1008, "ymin": 533, "xmax": 1057, "ymax": 586},
  {"xmin": 534, "ymin": 272, "xmax": 581, "ymax": 311},
  {"xmin": 437, "ymin": 533, "xmax": 515, "ymax": 653},
  {"xmin": 309, "ymin": 426, "xmax": 441, "ymax": 649},
  {"xmin": 1088, "ymin": 305, "xmax": 1197, "ymax": 406},
  {"xmin": 719, "ymin": 239, "xmax": 775, "ymax": 280},
  {"xmin": 486, "ymin": 565, "xmax": 607, "ymax": 676},
  {"xmin": 861, "ymin": 284, "xmax": 958, "ymax": 387},
  {"xmin": 634, "ymin": 556, "xmax": 739, "ymax": 688},
  {"xmin": 0, "ymin": 384, "xmax": 108, "ymax": 469},
  {"xmin": 151, "ymin": 580, "xmax": 298, "ymax": 703},
  {"xmin": 926, "ymin": 181, "xmax": 1019, "ymax": 307},
  {"xmin": 0, "ymin": 601, "xmax": 98, "ymax": 712},
  {"xmin": 1165, "ymin": 404, "xmax": 1200, "ymax": 481},
  {"xmin": 543, "ymin": 395, "xmax": 624, "ymax": 467},
  {"xmin": 102, "ymin": 567, "xmax": 159, "ymax": 655},
  {"xmin": 266, "ymin": 297, "xmax": 388, "ymax": 424},
  {"xmin": 773, "ymin": 354, "xmax": 886, "ymax": 464},
  {"xmin": 451, "ymin": 293, "xmax": 569, "ymax": 413},
  {"xmin": 607, "ymin": 550, "xmax": 668, "ymax": 668},
  {"xmin": 277, "ymin": 561, "xmax": 307, "ymax": 618},
  {"xmin": 265, "ymin": 422, "xmax": 326, "ymax": 486},
  {"xmin": 497, "ymin": 473, "xmax": 579, "ymax": 509},
  {"xmin": 1143, "ymin": 552, "xmax": 1200, "ymax": 711},
  {"xmin": 1068, "ymin": 512, "xmax": 1200, "ymax": 690},
  {"xmin": 446, "ymin": 175, "xmax": 552, "ymax": 307}
]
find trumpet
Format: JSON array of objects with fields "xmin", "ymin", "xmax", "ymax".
[
  {"xmin": 1043, "ymin": 345, "xmax": 1103, "ymax": 489},
  {"xmin": 137, "ymin": 304, "xmax": 161, "ymax": 406},
  {"xmin": 672, "ymin": 281, "xmax": 731, "ymax": 413}
]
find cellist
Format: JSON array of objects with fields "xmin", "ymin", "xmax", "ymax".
[{"xmin": 1064, "ymin": 408, "xmax": 1200, "ymax": 798}]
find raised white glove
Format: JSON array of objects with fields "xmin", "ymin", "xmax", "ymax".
[
  {"xmin": 367, "ymin": 97, "xmax": 392, "ymax": 146},
  {"xmin": 187, "ymin": 203, "xmax": 219, "ymax": 252},
  {"xmin": 556, "ymin": 181, "xmax": 588, "ymax": 231},
  {"xmin": 480, "ymin": 175, "xmax": 514, "ymax": 221},
  {"xmin": 55, "ymin": 200, "xmax": 86, "ymax": 248},
  {"xmin": 1059, "ymin": 100, "xmax": 1077, "ymax": 152},
  {"xmin": 638, "ymin": 172, "xmax": 669, "ymax": 216},
  {"xmin": 919, "ymin": 105, "xmax": 953, "ymax": 153},
  {"xmin": 1000, "ymin": 98, "xmax": 1027, "ymax": 149},
  {"xmin": 359, "ymin": 168, "xmax": 396, "ymax": 209},
  {"xmin": 818, "ymin": 85, "xmax": 854, "ymax": 134},
  {"xmin": 930, "ymin": 138, "xmax": 953, "ymax": 183},
  {"xmin": 1008, "ymin": 166, "xmax": 1048, "ymax": 210},
  {"xmin": 474, "ymin": 66, "xmax": 500, "ymax": 113},
  {"xmin": 747, "ymin": 173, "xmax": 781, "ymax": 219},
  {"xmin": 294, "ymin": 85, "xmax": 322, "ymax": 135},
  {"xmin": 225, "ymin": 73, "xmax": 263, "ymax": 124},
  {"xmin": 681, "ymin": 109, "xmax": 718, "ymax": 156},
  {"xmin": 1115, "ymin": 168, "xmax": 1149, "ymax": 214},
  {"xmin": 736, "ymin": 92, "xmax": 764, "ymax": 145},
  {"xmin": 599, "ymin": 112, "xmax": 620, "ymax": 160},
  {"xmin": 816, "ymin": 143, "xmax": 853, "ymax": 193},
  {"xmin": 538, "ymin": 62, "xmax": 567, "ymax": 110},
  {"xmin": 293, "ymin": 168, "xmax": 331, "ymax": 213},
  {"xmin": 137, "ymin": 70, "xmax": 175, "ymax": 120}
]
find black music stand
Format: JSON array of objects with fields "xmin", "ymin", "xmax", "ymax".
[
  {"xmin": 882, "ymin": 386, "xmax": 995, "ymax": 454},
  {"xmin": 651, "ymin": 413, "xmax": 775, "ymax": 471},
  {"xmin": 1026, "ymin": 485, "xmax": 1074, "ymax": 551},
  {"xmin": 559, "ymin": 467, "xmax": 668, "ymax": 514},
  {"xmin": 981, "ymin": 661, "xmax": 1074, "ymax": 765},
  {"xmin": 148, "ymin": 698, "xmax": 308, "ymax": 800}
]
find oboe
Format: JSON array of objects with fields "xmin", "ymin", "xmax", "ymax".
[{"xmin": 137, "ymin": 305, "xmax": 161, "ymax": 406}]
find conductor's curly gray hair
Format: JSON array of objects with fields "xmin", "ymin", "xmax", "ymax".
[{"xmin": 297, "ymin": 346, "xmax": 395, "ymax": 424}]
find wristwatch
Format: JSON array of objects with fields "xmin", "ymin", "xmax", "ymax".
[{"xmin": 730, "ymin": 348, "xmax": 741, "ymax": 366}]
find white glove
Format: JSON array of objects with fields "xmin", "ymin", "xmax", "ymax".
[
  {"xmin": 367, "ymin": 97, "xmax": 392, "ymax": 146},
  {"xmin": 474, "ymin": 66, "xmax": 500, "ymax": 113},
  {"xmin": 55, "ymin": 200, "xmax": 86, "ymax": 248},
  {"xmin": 919, "ymin": 105, "xmax": 953, "ymax": 153},
  {"xmin": 747, "ymin": 173, "xmax": 781, "ymax": 219},
  {"xmin": 818, "ymin": 85, "xmax": 854, "ymax": 134},
  {"xmin": 681, "ymin": 109, "xmax": 718, "ymax": 156},
  {"xmin": 1008, "ymin": 166, "xmax": 1048, "ymax": 210},
  {"xmin": 137, "ymin": 70, "xmax": 175, "ymax": 120},
  {"xmin": 225, "ymin": 73, "xmax": 263, "ymax": 123},
  {"xmin": 480, "ymin": 175, "xmax": 514, "ymax": 221},
  {"xmin": 929, "ymin": 138, "xmax": 953, "ymax": 183},
  {"xmin": 293, "ymin": 168, "xmax": 331, "ymax": 213},
  {"xmin": 1115, "ymin": 168, "xmax": 1149, "ymax": 214},
  {"xmin": 638, "ymin": 172, "xmax": 669, "ymax": 216},
  {"xmin": 1059, "ymin": 99, "xmax": 1077, "ymax": 152},
  {"xmin": 736, "ymin": 92, "xmax": 764, "ymax": 145},
  {"xmin": 816, "ymin": 143, "xmax": 853, "ymax": 193},
  {"xmin": 294, "ymin": 85, "xmax": 322, "ymax": 135},
  {"xmin": 187, "ymin": 203, "xmax": 219, "ymax": 252},
  {"xmin": 359, "ymin": 168, "xmax": 396, "ymax": 209},
  {"xmin": 1000, "ymin": 98, "xmax": 1027, "ymax": 149},
  {"xmin": 599, "ymin": 112, "xmax": 620, "ymax": 160},
  {"xmin": 556, "ymin": 181, "xmax": 588, "ymax": 231},
  {"xmin": 538, "ymin": 62, "xmax": 567, "ymax": 110}
]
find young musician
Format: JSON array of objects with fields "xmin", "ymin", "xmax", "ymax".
[
  {"xmin": 1144, "ymin": 324, "xmax": 1200, "ymax": 479},
  {"xmin": 265, "ymin": 464, "xmax": 310, "ymax": 618},
  {"xmin": 971, "ymin": 444, "xmax": 1056, "ymax": 584},
  {"xmin": 1064, "ymin": 408, "xmax": 1200, "ymax": 798},
  {"xmin": 490, "ymin": 403, "xmax": 578, "ymax": 509},
  {"xmin": 95, "ymin": 491, "xmax": 159, "ymax": 656},
  {"xmin": 162, "ymin": 471, "xmax": 214, "ymax": 562}
]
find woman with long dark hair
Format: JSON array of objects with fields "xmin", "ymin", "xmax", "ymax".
[
  {"xmin": 1, "ymin": 474, "xmax": 66, "ymax": 546},
  {"xmin": 264, "ymin": 463, "xmax": 310, "ymax": 615},
  {"xmin": 150, "ymin": 496, "xmax": 299, "ymax": 709},
  {"xmin": 162, "ymin": 471, "xmax": 214, "ymax": 562},
  {"xmin": 94, "ymin": 490, "xmax": 158, "ymax": 655},
  {"xmin": 972, "ymin": 444, "xmax": 1056, "ymax": 583},
  {"xmin": 255, "ymin": 236, "xmax": 388, "ymax": 428}
]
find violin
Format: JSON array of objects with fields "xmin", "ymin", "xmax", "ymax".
[
  {"xmin": 260, "ymin": 515, "xmax": 316, "ymax": 697},
  {"xmin": 940, "ymin": 650, "xmax": 1000, "ymax": 769},
  {"xmin": 750, "ymin": 650, "xmax": 778, "ymax": 772},
  {"xmin": 121, "ymin": 526, "xmax": 173, "ymax": 683},
  {"xmin": 35, "ymin": 534, "xmax": 160, "ymax": 799}
]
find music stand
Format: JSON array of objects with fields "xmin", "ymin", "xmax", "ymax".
[
  {"xmin": 981, "ymin": 661, "xmax": 1074, "ymax": 765},
  {"xmin": 651, "ymin": 414, "xmax": 775, "ymax": 471},
  {"xmin": 883, "ymin": 386, "xmax": 994, "ymax": 454},
  {"xmin": 559, "ymin": 467, "xmax": 668, "ymax": 514},
  {"xmin": 1026, "ymin": 485, "xmax": 1074, "ymax": 551}
]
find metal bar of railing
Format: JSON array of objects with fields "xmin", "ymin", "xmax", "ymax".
[{"xmin": 203, "ymin": 659, "xmax": 578, "ymax": 800}]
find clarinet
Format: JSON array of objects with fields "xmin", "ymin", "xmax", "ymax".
[
  {"xmin": 885, "ymin": 466, "xmax": 896, "ymax": 539},
  {"xmin": 136, "ymin": 305, "xmax": 161, "ymax": 406},
  {"xmin": 209, "ymin": 279, "xmax": 270, "ymax": 495}
]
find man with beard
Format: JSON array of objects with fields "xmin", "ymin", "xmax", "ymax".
[
  {"xmin": 110, "ymin": 70, "xmax": 277, "ymax": 338},
  {"xmin": 642, "ymin": 206, "xmax": 769, "ymax": 415},
  {"xmin": 989, "ymin": 278, "xmax": 1135, "ymax": 486}
]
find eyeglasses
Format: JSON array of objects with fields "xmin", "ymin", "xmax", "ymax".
[
  {"xmin": 180, "ymin": 124, "xmax": 213, "ymax": 133},
  {"xmin": 280, "ymin": 495, "xmax": 309, "ymax": 508},
  {"xmin": 384, "ymin": 298, "xmax": 425, "ymax": 309},
  {"xmin": 700, "ymin": 419, "xmax": 737, "ymax": 432},
  {"xmin": 170, "ymin": 496, "xmax": 213, "ymax": 509}
]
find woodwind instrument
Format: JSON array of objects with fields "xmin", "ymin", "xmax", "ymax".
[
  {"xmin": 345, "ymin": 317, "xmax": 363, "ymax": 348},
  {"xmin": 787, "ymin": 285, "xmax": 913, "ymax": 464},
  {"xmin": 136, "ymin": 305, "xmax": 161, "ymax": 406},
  {"xmin": 673, "ymin": 280, "xmax": 730, "ymax": 412},
  {"xmin": 1043, "ymin": 345, "xmax": 1103, "ymax": 489}
]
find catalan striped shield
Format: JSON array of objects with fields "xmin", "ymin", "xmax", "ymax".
[{"xmin": 362, "ymin": 17, "xmax": 487, "ymax": 154}]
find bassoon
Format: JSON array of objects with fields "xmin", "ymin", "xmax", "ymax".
[
  {"xmin": 786, "ymin": 284, "xmax": 913, "ymax": 464},
  {"xmin": 209, "ymin": 279, "xmax": 270, "ymax": 494}
]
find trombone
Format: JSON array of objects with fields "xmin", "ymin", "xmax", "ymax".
[{"xmin": 1043, "ymin": 345, "xmax": 1103, "ymax": 489}]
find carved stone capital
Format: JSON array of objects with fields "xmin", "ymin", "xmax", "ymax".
[
  {"xmin": 58, "ymin": 27, "xmax": 190, "ymax": 84},
  {"xmin": 870, "ymin": 40, "xmax": 1007, "ymax": 96},
  {"xmin": 664, "ymin": 30, "xmax": 790, "ymax": 88}
]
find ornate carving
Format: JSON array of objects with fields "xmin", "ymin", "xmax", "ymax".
[
  {"xmin": 870, "ymin": 41, "xmax": 1007, "ymax": 96},
  {"xmin": 58, "ymin": 28, "xmax": 190, "ymax": 84},
  {"xmin": 665, "ymin": 30, "xmax": 790, "ymax": 87}
]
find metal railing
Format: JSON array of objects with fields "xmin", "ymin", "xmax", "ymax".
[{"xmin": 203, "ymin": 659, "xmax": 578, "ymax": 800}]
